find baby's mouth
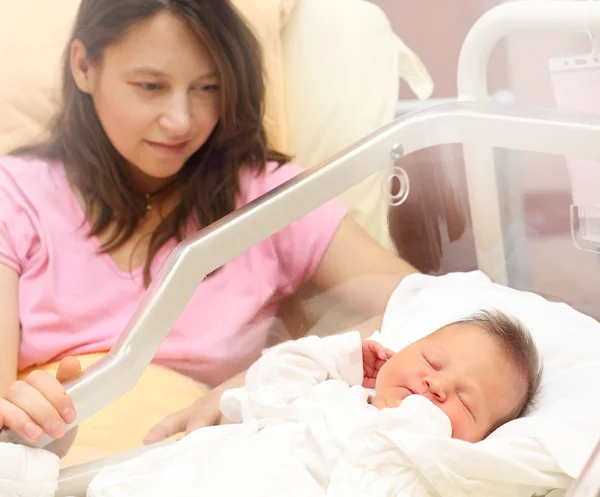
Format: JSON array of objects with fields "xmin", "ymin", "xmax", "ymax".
[{"xmin": 390, "ymin": 387, "xmax": 416, "ymax": 403}]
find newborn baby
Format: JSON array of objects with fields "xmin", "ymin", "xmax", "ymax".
[
  {"xmin": 366, "ymin": 309, "xmax": 542, "ymax": 442},
  {"xmin": 219, "ymin": 308, "xmax": 542, "ymax": 444},
  {"xmin": 88, "ymin": 309, "xmax": 543, "ymax": 497}
]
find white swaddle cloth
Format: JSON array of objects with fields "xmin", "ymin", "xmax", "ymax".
[
  {"xmin": 88, "ymin": 330, "xmax": 571, "ymax": 497},
  {"xmin": 87, "ymin": 335, "xmax": 451, "ymax": 497},
  {"xmin": 0, "ymin": 442, "xmax": 60, "ymax": 497}
]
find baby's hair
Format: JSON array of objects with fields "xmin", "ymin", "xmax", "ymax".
[{"xmin": 453, "ymin": 310, "xmax": 542, "ymax": 427}]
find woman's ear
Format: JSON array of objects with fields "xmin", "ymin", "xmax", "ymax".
[{"xmin": 70, "ymin": 39, "xmax": 96, "ymax": 94}]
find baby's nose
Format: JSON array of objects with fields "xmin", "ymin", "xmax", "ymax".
[{"xmin": 424, "ymin": 376, "xmax": 448, "ymax": 402}]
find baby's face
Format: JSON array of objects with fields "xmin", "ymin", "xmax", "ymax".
[{"xmin": 372, "ymin": 323, "xmax": 526, "ymax": 442}]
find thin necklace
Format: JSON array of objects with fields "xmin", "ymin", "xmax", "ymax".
[{"xmin": 143, "ymin": 179, "xmax": 178, "ymax": 212}]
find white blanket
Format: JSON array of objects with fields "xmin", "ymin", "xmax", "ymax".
[
  {"xmin": 0, "ymin": 441, "xmax": 60, "ymax": 497},
  {"xmin": 88, "ymin": 332, "xmax": 570, "ymax": 497}
]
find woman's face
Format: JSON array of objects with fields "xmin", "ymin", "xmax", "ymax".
[{"xmin": 71, "ymin": 11, "xmax": 221, "ymax": 192}]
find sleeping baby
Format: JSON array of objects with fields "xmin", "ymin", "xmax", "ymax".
[
  {"xmin": 88, "ymin": 309, "xmax": 543, "ymax": 497},
  {"xmin": 364, "ymin": 309, "xmax": 542, "ymax": 442}
]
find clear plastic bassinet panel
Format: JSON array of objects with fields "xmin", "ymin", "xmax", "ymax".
[{"xmin": 387, "ymin": 143, "xmax": 600, "ymax": 323}]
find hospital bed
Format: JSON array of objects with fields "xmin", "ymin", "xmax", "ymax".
[{"xmin": 4, "ymin": 1, "xmax": 600, "ymax": 495}]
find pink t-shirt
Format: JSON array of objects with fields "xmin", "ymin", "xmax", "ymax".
[{"xmin": 0, "ymin": 156, "xmax": 347, "ymax": 386}]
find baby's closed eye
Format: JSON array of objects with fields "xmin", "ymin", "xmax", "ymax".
[
  {"xmin": 457, "ymin": 392, "xmax": 475, "ymax": 419},
  {"xmin": 422, "ymin": 353, "xmax": 442, "ymax": 371}
]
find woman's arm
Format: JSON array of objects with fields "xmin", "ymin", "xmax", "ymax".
[
  {"xmin": 144, "ymin": 221, "xmax": 414, "ymax": 442},
  {"xmin": 0, "ymin": 264, "xmax": 19, "ymax": 396},
  {"xmin": 144, "ymin": 312, "xmax": 387, "ymax": 444},
  {"xmin": 144, "ymin": 369, "xmax": 247, "ymax": 443},
  {"xmin": 311, "ymin": 215, "xmax": 418, "ymax": 319},
  {"xmin": 0, "ymin": 263, "xmax": 81, "ymax": 450}
]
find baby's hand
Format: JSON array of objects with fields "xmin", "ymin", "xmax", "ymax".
[
  {"xmin": 361, "ymin": 340, "xmax": 394, "ymax": 388},
  {"xmin": 0, "ymin": 357, "xmax": 81, "ymax": 442}
]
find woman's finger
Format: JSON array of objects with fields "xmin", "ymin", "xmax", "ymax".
[
  {"xmin": 185, "ymin": 404, "xmax": 220, "ymax": 434},
  {"xmin": 24, "ymin": 370, "xmax": 76, "ymax": 424},
  {"xmin": 56, "ymin": 357, "xmax": 82, "ymax": 384},
  {"xmin": 143, "ymin": 406, "xmax": 192, "ymax": 444},
  {"xmin": 4, "ymin": 380, "xmax": 67, "ymax": 439},
  {"xmin": 0, "ymin": 397, "xmax": 43, "ymax": 442}
]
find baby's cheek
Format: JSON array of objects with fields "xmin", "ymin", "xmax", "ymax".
[{"xmin": 442, "ymin": 402, "xmax": 471, "ymax": 441}]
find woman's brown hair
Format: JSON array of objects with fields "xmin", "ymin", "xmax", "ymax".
[{"xmin": 14, "ymin": 0, "xmax": 289, "ymax": 285}]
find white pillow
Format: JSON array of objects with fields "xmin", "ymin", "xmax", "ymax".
[{"xmin": 378, "ymin": 271, "xmax": 600, "ymax": 481}]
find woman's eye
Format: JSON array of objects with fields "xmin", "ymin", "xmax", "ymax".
[
  {"xmin": 137, "ymin": 83, "xmax": 162, "ymax": 91},
  {"xmin": 194, "ymin": 84, "xmax": 220, "ymax": 92}
]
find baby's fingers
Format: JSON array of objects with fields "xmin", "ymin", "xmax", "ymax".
[
  {"xmin": 375, "ymin": 345, "xmax": 395, "ymax": 361},
  {"xmin": 382, "ymin": 348, "xmax": 395, "ymax": 360},
  {"xmin": 362, "ymin": 377, "xmax": 377, "ymax": 389}
]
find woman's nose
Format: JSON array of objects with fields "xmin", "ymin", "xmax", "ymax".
[{"xmin": 160, "ymin": 94, "xmax": 192, "ymax": 136}]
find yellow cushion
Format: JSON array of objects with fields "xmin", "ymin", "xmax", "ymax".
[
  {"xmin": 0, "ymin": 0, "xmax": 295, "ymax": 156},
  {"xmin": 0, "ymin": 0, "xmax": 79, "ymax": 156},
  {"xmin": 19, "ymin": 354, "xmax": 208, "ymax": 468},
  {"xmin": 231, "ymin": 0, "xmax": 297, "ymax": 153}
]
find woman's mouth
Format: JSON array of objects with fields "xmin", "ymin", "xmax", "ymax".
[{"xmin": 145, "ymin": 140, "xmax": 189, "ymax": 157}]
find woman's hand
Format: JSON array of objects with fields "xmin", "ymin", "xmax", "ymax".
[
  {"xmin": 361, "ymin": 340, "xmax": 394, "ymax": 389},
  {"xmin": 0, "ymin": 357, "xmax": 81, "ymax": 442},
  {"xmin": 143, "ymin": 388, "xmax": 224, "ymax": 444},
  {"xmin": 143, "ymin": 370, "xmax": 246, "ymax": 444}
]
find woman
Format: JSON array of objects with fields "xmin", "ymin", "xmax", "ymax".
[{"xmin": 0, "ymin": 0, "xmax": 416, "ymax": 446}]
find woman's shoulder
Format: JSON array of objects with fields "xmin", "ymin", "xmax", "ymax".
[
  {"xmin": 0, "ymin": 155, "xmax": 68, "ymax": 273},
  {"xmin": 0, "ymin": 154, "xmax": 63, "ymax": 189},
  {"xmin": 0, "ymin": 153, "xmax": 56, "ymax": 169}
]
